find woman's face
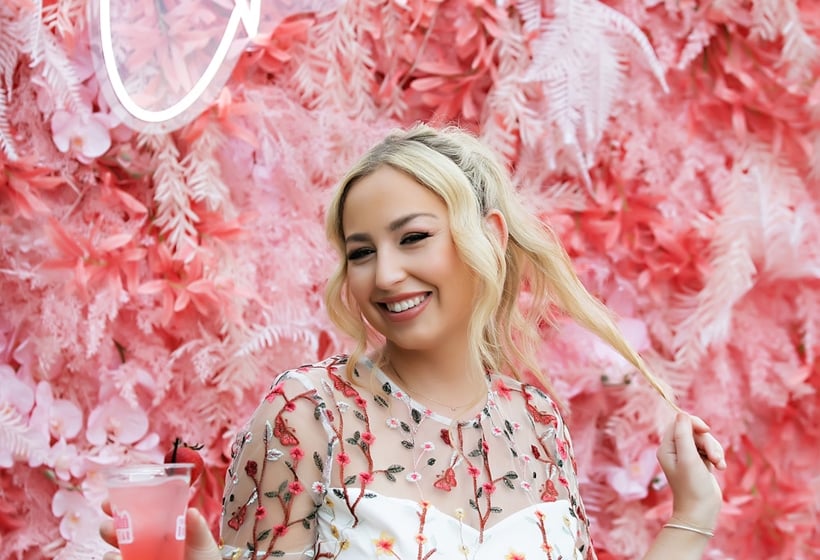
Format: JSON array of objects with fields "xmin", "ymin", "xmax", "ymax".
[{"xmin": 341, "ymin": 165, "xmax": 478, "ymax": 353}]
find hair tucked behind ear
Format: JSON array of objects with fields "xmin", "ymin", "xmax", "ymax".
[{"xmin": 324, "ymin": 124, "xmax": 676, "ymax": 407}]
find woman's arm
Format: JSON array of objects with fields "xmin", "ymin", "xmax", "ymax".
[{"xmin": 643, "ymin": 413, "xmax": 725, "ymax": 560}]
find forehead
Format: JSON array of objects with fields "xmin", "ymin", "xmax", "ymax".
[{"xmin": 341, "ymin": 167, "xmax": 447, "ymax": 234}]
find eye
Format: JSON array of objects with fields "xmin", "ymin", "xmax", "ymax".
[
  {"xmin": 346, "ymin": 247, "xmax": 374, "ymax": 261},
  {"xmin": 400, "ymin": 232, "xmax": 430, "ymax": 245}
]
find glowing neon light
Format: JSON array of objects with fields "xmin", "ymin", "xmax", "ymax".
[{"xmin": 98, "ymin": 0, "xmax": 260, "ymax": 124}]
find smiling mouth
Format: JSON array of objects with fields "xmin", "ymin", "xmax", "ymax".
[{"xmin": 381, "ymin": 293, "xmax": 429, "ymax": 313}]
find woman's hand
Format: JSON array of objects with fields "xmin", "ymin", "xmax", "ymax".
[
  {"xmin": 100, "ymin": 500, "xmax": 222, "ymax": 560},
  {"xmin": 657, "ymin": 413, "xmax": 725, "ymax": 531}
]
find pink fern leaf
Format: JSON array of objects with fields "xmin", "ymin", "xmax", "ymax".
[
  {"xmin": 0, "ymin": 404, "xmax": 47, "ymax": 468},
  {"xmin": 672, "ymin": 148, "xmax": 768, "ymax": 367},
  {"xmin": 148, "ymin": 134, "xmax": 200, "ymax": 254},
  {"xmin": 24, "ymin": 14, "xmax": 86, "ymax": 114},
  {"xmin": 183, "ymin": 123, "xmax": 231, "ymax": 213},
  {"xmin": 514, "ymin": 0, "xmax": 541, "ymax": 37},
  {"xmin": 480, "ymin": 17, "xmax": 535, "ymax": 162},
  {"xmin": 522, "ymin": 0, "xmax": 667, "ymax": 185},
  {"xmin": 292, "ymin": 1, "xmax": 378, "ymax": 117},
  {"xmin": 676, "ymin": 17, "xmax": 717, "ymax": 71}
]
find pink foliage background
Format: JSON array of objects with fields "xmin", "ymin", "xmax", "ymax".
[{"xmin": 1, "ymin": 0, "xmax": 818, "ymax": 558}]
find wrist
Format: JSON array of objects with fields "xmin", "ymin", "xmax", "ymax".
[{"xmin": 663, "ymin": 518, "xmax": 715, "ymax": 539}]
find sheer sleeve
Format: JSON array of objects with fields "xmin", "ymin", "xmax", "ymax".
[
  {"xmin": 524, "ymin": 384, "xmax": 598, "ymax": 560},
  {"xmin": 220, "ymin": 371, "xmax": 332, "ymax": 559}
]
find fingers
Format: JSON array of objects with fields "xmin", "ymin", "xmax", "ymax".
[
  {"xmin": 673, "ymin": 413, "xmax": 702, "ymax": 465},
  {"xmin": 694, "ymin": 431, "xmax": 727, "ymax": 470},
  {"xmin": 100, "ymin": 518, "xmax": 118, "ymax": 547},
  {"xmin": 185, "ymin": 508, "xmax": 222, "ymax": 560}
]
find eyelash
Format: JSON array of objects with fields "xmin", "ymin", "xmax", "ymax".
[{"xmin": 346, "ymin": 232, "xmax": 431, "ymax": 261}]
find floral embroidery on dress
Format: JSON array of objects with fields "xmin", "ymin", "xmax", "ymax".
[{"xmin": 219, "ymin": 355, "xmax": 596, "ymax": 560}]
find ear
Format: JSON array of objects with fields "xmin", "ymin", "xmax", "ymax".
[{"xmin": 483, "ymin": 209, "xmax": 508, "ymax": 251}]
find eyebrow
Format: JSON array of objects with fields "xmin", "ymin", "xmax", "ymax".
[{"xmin": 344, "ymin": 212, "xmax": 437, "ymax": 244}]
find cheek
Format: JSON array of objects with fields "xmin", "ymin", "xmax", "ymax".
[{"xmin": 345, "ymin": 269, "xmax": 371, "ymax": 305}]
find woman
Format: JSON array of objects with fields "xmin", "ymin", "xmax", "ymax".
[{"xmin": 102, "ymin": 124, "xmax": 724, "ymax": 559}]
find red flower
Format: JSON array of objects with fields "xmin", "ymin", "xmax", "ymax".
[
  {"xmin": 283, "ymin": 401, "xmax": 296, "ymax": 412},
  {"xmin": 355, "ymin": 396, "xmax": 368, "ymax": 408},
  {"xmin": 359, "ymin": 471, "xmax": 374, "ymax": 484},
  {"xmin": 290, "ymin": 447, "xmax": 304, "ymax": 460},
  {"xmin": 288, "ymin": 480, "xmax": 304, "ymax": 495},
  {"xmin": 482, "ymin": 482, "xmax": 496, "ymax": 495},
  {"xmin": 467, "ymin": 464, "xmax": 481, "ymax": 478},
  {"xmin": 273, "ymin": 524, "xmax": 288, "ymax": 537},
  {"xmin": 337, "ymin": 452, "xmax": 351, "ymax": 465},
  {"xmin": 493, "ymin": 378, "xmax": 513, "ymax": 400},
  {"xmin": 361, "ymin": 431, "xmax": 376, "ymax": 445},
  {"xmin": 245, "ymin": 460, "xmax": 258, "ymax": 477},
  {"xmin": 255, "ymin": 506, "xmax": 266, "ymax": 519}
]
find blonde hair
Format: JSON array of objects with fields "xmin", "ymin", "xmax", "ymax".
[{"xmin": 324, "ymin": 124, "xmax": 675, "ymax": 406}]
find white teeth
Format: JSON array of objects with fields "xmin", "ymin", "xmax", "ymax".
[{"xmin": 385, "ymin": 295, "xmax": 426, "ymax": 313}]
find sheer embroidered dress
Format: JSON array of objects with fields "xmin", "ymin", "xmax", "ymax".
[{"xmin": 221, "ymin": 355, "xmax": 596, "ymax": 560}]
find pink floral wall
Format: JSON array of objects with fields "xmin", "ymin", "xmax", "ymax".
[{"xmin": 0, "ymin": 0, "xmax": 818, "ymax": 558}]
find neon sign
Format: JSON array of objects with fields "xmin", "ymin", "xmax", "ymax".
[{"xmin": 89, "ymin": 0, "xmax": 338, "ymax": 133}]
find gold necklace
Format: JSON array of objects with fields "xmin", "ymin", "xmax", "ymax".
[{"xmin": 387, "ymin": 361, "xmax": 483, "ymax": 412}]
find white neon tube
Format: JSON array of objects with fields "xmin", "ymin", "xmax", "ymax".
[{"xmin": 99, "ymin": 0, "xmax": 260, "ymax": 124}]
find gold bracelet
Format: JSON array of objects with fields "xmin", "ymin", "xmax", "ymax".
[{"xmin": 663, "ymin": 522, "xmax": 715, "ymax": 538}]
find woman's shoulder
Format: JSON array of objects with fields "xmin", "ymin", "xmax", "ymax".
[
  {"xmin": 267, "ymin": 353, "xmax": 372, "ymax": 401},
  {"xmin": 489, "ymin": 372, "xmax": 564, "ymax": 426}
]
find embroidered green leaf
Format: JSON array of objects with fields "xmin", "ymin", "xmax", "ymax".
[
  {"xmin": 387, "ymin": 464, "xmax": 405, "ymax": 473},
  {"xmin": 344, "ymin": 474, "xmax": 358, "ymax": 486},
  {"xmin": 257, "ymin": 529, "xmax": 271, "ymax": 542},
  {"xmin": 411, "ymin": 408, "xmax": 422, "ymax": 423}
]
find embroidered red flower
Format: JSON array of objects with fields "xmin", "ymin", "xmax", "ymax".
[{"xmin": 245, "ymin": 460, "xmax": 258, "ymax": 477}]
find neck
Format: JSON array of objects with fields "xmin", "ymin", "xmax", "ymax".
[{"xmin": 379, "ymin": 342, "xmax": 485, "ymax": 401}]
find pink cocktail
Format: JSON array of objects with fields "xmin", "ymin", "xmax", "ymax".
[{"xmin": 105, "ymin": 464, "xmax": 192, "ymax": 560}]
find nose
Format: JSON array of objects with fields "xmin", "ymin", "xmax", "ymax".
[{"xmin": 374, "ymin": 248, "xmax": 406, "ymax": 289}]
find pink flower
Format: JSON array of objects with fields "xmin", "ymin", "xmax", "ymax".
[
  {"xmin": 48, "ymin": 439, "xmax": 85, "ymax": 480},
  {"xmin": 311, "ymin": 481, "xmax": 326, "ymax": 494},
  {"xmin": 604, "ymin": 448, "xmax": 659, "ymax": 502},
  {"xmin": 361, "ymin": 432, "xmax": 376, "ymax": 445},
  {"xmin": 290, "ymin": 447, "xmax": 304, "ymax": 460},
  {"xmin": 51, "ymin": 489, "xmax": 98, "ymax": 540},
  {"xmin": 0, "ymin": 365, "xmax": 35, "ymax": 415},
  {"xmin": 360, "ymin": 471, "xmax": 374, "ymax": 484},
  {"xmin": 406, "ymin": 471, "xmax": 422, "ymax": 482},
  {"xmin": 386, "ymin": 418, "xmax": 400, "ymax": 429},
  {"xmin": 337, "ymin": 452, "xmax": 351, "ymax": 465},
  {"xmin": 51, "ymin": 110, "xmax": 112, "ymax": 163},
  {"xmin": 86, "ymin": 397, "xmax": 148, "ymax": 446},
  {"xmin": 482, "ymin": 482, "xmax": 496, "ymax": 495},
  {"xmin": 467, "ymin": 465, "xmax": 481, "ymax": 478},
  {"xmin": 288, "ymin": 480, "xmax": 304, "ymax": 495},
  {"xmin": 30, "ymin": 382, "xmax": 83, "ymax": 441},
  {"xmin": 422, "ymin": 441, "xmax": 435, "ymax": 452}
]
